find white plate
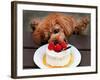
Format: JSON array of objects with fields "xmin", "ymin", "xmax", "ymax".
[{"xmin": 33, "ymin": 44, "xmax": 81, "ymax": 69}]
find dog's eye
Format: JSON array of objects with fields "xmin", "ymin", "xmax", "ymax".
[{"xmin": 53, "ymin": 29, "xmax": 59, "ymax": 34}]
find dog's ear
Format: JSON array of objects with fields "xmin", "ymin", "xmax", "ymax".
[
  {"xmin": 74, "ymin": 16, "xmax": 89, "ymax": 34},
  {"xmin": 30, "ymin": 18, "xmax": 41, "ymax": 31}
]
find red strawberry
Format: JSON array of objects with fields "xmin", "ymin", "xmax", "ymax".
[
  {"xmin": 54, "ymin": 44, "xmax": 62, "ymax": 52},
  {"xmin": 48, "ymin": 42, "xmax": 54, "ymax": 50},
  {"xmin": 60, "ymin": 41, "xmax": 67, "ymax": 49}
]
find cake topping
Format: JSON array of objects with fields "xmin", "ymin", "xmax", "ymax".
[
  {"xmin": 60, "ymin": 41, "xmax": 67, "ymax": 50},
  {"xmin": 54, "ymin": 44, "xmax": 62, "ymax": 52},
  {"xmin": 48, "ymin": 42, "xmax": 54, "ymax": 50},
  {"xmin": 48, "ymin": 39, "xmax": 68, "ymax": 52}
]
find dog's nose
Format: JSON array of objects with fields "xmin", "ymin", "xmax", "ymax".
[{"xmin": 53, "ymin": 29, "xmax": 59, "ymax": 34}]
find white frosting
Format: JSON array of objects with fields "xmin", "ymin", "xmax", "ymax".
[{"xmin": 46, "ymin": 48, "xmax": 71, "ymax": 66}]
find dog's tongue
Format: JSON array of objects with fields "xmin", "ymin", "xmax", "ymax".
[{"xmin": 56, "ymin": 34, "xmax": 64, "ymax": 42}]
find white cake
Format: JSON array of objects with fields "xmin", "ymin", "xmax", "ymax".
[{"xmin": 46, "ymin": 47, "xmax": 71, "ymax": 66}]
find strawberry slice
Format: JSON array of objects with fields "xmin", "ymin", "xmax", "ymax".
[
  {"xmin": 48, "ymin": 41, "xmax": 54, "ymax": 50},
  {"xmin": 54, "ymin": 44, "xmax": 62, "ymax": 52}
]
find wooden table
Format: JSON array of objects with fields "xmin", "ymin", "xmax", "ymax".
[{"xmin": 23, "ymin": 32, "xmax": 90, "ymax": 69}]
